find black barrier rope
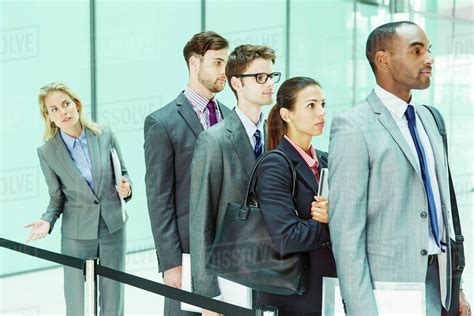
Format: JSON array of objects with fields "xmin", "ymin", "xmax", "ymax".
[
  {"xmin": 0, "ymin": 238, "xmax": 83, "ymax": 269},
  {"xmin": 0, "ymin": 238, "xmax": 254, "ymax": 315},
  {"xmin": 98, "ymin": 265, "xmax": 254, "ymax": 315}
]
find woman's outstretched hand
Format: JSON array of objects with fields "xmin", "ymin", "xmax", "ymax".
[{"xmin": 24, "ymin": 219, "xmax": 51, "ymax": 243}]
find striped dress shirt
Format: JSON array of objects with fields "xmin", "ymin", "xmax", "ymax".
[{"xmin": 184, "ymin": 86, "xmax": 222, "ymax": 130}]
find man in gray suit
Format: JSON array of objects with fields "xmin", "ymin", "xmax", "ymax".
[
  {"xmin": 328, "ymin": 21, "xmax": 457, "ymax": 315},
  {"xmin": 190, "ymin": 44, "xmax": 279, "ymax": 316},
  {"xmin": 144, "ymin": 31, "xmax": 230, "ymax": 316}
]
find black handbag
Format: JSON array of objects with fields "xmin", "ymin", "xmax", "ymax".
[
  {"xmin": 206, "ymin": 150, "xmax": 308, "ymax": 296},
  {"xmin": 423, "ymin": 105, "xmax": 466, "ymax": 315}
]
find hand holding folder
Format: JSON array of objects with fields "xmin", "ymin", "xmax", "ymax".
[
  {"xmin": 318, "ymin": 168, "xmax": 328, "ymax": 198},
  {"xmin": 311, "ymin": 168, "xmax": 329, "ymax": 223},
  {"xmin": 111, "ymin": 148, "xmax": 127, "ymax": 222}
]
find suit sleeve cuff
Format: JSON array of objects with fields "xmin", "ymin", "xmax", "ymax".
[{"xmin": 157, "ymin": 251, "xmax": 183, "ymax": 273}]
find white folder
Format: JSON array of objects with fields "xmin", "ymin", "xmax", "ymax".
[
  {"xmin": 317, "ymin": 168, "xmax": 328, "ymax": 198},
  {"xmin": 180, "ymin": 254, "xmax": 252, "ymax": 313},
  {"xmin": 322, "ymin": 277, "xmax": 425, "ymax": 316},
  {"xmin": 110, "ymin": 148, "xmax": 126, "ymax": 222}
]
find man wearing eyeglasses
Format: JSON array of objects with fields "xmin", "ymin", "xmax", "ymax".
[{"xmin": 189, "ymin": 44, "xmax": 280, "ymax": 316}]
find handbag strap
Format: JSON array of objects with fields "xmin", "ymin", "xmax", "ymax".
[
  {"xmin": 422, "ymin": 105, "xmax": 463, "ymax": 242},
  {"xmin": 238, "ymin": 150, "xmax": 296, "ymax": 221}
]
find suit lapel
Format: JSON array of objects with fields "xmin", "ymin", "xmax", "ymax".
[
  {"xmin": 367, "ymin": 91, "xmax": 422, "ymax": 180},
  {"xmin": 176, "ymin": 92, "xmax": 204, "ymax": 137},
  {"xmin": 416, "ymin": 105, "xmax": 447, "ymax": 184},
  {"xmin": 263, "ymin": 120, "xmax": 268, "ymax": 153},
  {"xmin": 226, "ymin": 110, "xmax": 256, "ymax": 178},
  {"xmin": 86, "ymin": 128, "xmax": 102, "ymax": 195},
  {"xmin": 418, "ymin": 108, "xmax": 453, "ymax": 308},
  {"xmin": 53, "ymin": 132, "xmax": 96, "ymax": 197},
  {"xmin": 416, "ymin": 105, "xmax": 454, "ymax": 237},
  {"xmin": 217, "ymin": 101, "xmax": 231, "ymax": 119},
  {"xmin": 279, "ymin": 137, "xmax": 319, "ymax": 195},
  {"xmin": 316, "ymin": 150, "xmax": 328, "ymax": 169}
]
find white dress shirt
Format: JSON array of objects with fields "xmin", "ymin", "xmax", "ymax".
[{"xmin": 235, "ymin": 106, "xmax": 265, "ymax": 151}]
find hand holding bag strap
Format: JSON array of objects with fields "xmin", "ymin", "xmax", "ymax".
[{"xmin": 238, "ymin": 150, "xmax": 296, "ymax": 221}]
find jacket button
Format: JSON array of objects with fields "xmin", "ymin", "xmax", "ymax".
[
  {"xmin": 420, "ymin": 211, "xmax": 427, "ymax": 218},
  {"xmin": 94, "ymin": 200, "xmax": 99, "ymax": 205},
  {"xmin": 421, "ymin": 249, "xmax": 428, "ymax": 256}
]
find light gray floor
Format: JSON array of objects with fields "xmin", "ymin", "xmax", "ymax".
[{"xmin": 0, "ymin": 249, "xmax": 165, "ymax": 315}]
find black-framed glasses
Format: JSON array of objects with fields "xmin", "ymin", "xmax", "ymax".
[{"xmin": 236, "ymin": 72, "xmax": 281, "ymax": 84}]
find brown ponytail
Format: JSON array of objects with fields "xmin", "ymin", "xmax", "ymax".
[
  {"xmin": 267, "ymin": 103, "xmax": 286, "ymax": 151},
  {"xmin": 267, "ymin": 77, "xmax": 321, "ymax": 150}
]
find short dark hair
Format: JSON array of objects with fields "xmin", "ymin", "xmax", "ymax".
[
  {"xmin": 226, "ymin": 44, "xmax": 276, "ymax": 97},
  {"xmin": 183, "ymin": 31, "xmax": 229, "ymax": 68},
  {"xmin": 366, "ymin": 21, "xmax": 418, "ymax": 73}
]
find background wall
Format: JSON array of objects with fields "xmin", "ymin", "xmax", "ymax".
[{"xmin": 1, "ymin": 0, "xmax": 472, "ymax": 309}]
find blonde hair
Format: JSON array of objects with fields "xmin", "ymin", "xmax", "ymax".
[{"xmin": 38, "ymin": 82, "xmax": 101, "ymax": 141}]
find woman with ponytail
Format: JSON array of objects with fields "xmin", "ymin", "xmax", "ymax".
[{"xmin": 254, "ymin": 77, "xmax": 336, "ymax": 315}]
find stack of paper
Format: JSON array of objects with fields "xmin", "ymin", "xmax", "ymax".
[
  {"xmin": 180, "ymin": 254, "xmax": 252, "ymax": 313},
  {"xmin": 322, "ymin": 277, "xmax": 425, "ymax": 316},
  {"xmin": 111, "ymin": 148, "xmax": 126, "ymax": 222}
]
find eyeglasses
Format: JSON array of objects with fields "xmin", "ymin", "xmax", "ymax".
[{"xmin": 236, "ymin": 72, "xmax": 281, "ymax": 84}]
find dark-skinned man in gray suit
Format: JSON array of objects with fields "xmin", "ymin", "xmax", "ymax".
[
  {"xmin": 328, "ymin": 21, "xmax": 470, "ymax": 315},
  {"xmin": 144, "ymin": 31, "xmax": 230, "ymax": 316},
  {"xmin": 190, "ymin": 44, "xmax": 279, "ymax": 316}
]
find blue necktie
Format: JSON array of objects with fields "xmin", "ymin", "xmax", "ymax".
[
  {"xmin": 405, "ymin": 105, "xmax": 440, "ymax": 247},
  {"xmin": 254, "ymin": 129, "xmax": 263, "ymax": 159}
]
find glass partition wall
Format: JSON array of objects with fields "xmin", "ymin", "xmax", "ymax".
[{"xmin": 1, "ymin": 0, "xmax": 472, "ymax": 308}]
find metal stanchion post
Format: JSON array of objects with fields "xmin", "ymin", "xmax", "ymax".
[
  {"xmin": 256, "ymin": 306, "xmax": 278, "ymax": 316},
  {"xmin": 84, "ymin": 257, "xmax": 99, "ymax": 316}
]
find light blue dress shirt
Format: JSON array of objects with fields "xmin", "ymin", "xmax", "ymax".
[{"xmin": 60, "ymin": 128, "xmax": 95, "ymax": 191}]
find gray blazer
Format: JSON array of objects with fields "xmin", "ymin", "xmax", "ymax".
[
  {"xmin": 189, "ymin": 109, "xmax": 264, "ymax": 298},
  {"xmin": 144, "ymin": 92, "xmax": 230, "ymax": 273},
  {"xmin": 328, "ymin": 91, "xmax": 454, "ymax": 315},
  {"xmin": 38, "ymin": 126, "xmax": 131, "ymax": 240}
]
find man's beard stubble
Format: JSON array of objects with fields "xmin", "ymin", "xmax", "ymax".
[{"xmin": 198, "ymin": 70, "xmax": 225, "ymax": 93}]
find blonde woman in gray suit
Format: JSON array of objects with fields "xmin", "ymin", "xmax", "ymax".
[{"xmin": 24, "ymin": 82, "xmax": 132, "ymax": 316}]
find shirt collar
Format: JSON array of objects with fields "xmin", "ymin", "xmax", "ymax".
[
  {"xmin": 184, "ymin": 85, "xmax": 216, "ymax": 113},
  {"xmin": 284, "ymin": 135, "xmax": 319, "ymax": 168},
  {"xmin": 235, "ymin": 106, "xmax": 265, "ymax": 140},
  {"xmin": 60, "ymin": 128, "xmax": 86, "ymax": 151},
  {"xmin": 374, "ymin": 84, "xmax": 413, "ymax": 120}
]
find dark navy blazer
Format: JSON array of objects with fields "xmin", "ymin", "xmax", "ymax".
[{"xmin": 255, "ymin": 136, "xmax": 337, "ymax": 314}]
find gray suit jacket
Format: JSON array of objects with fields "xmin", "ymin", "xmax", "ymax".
[
  {"xmin": 144, "ymin": 92, "xmax": 230, "ymax": 273},
  {"xmin": 38, "ymin": 126, "xmax": 131, "ymax": 240},
  {"xmin": 328, "ymin": 91, "xmax": 454, "ymax": 315},
  {"xmin": 189, "ymin": 109, "xmax": 261, "ymax": 298}
]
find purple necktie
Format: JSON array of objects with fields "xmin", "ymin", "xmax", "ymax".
[{"xmin": 207, "ymin": 100, "xmax": 218, "ymax": 127}]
